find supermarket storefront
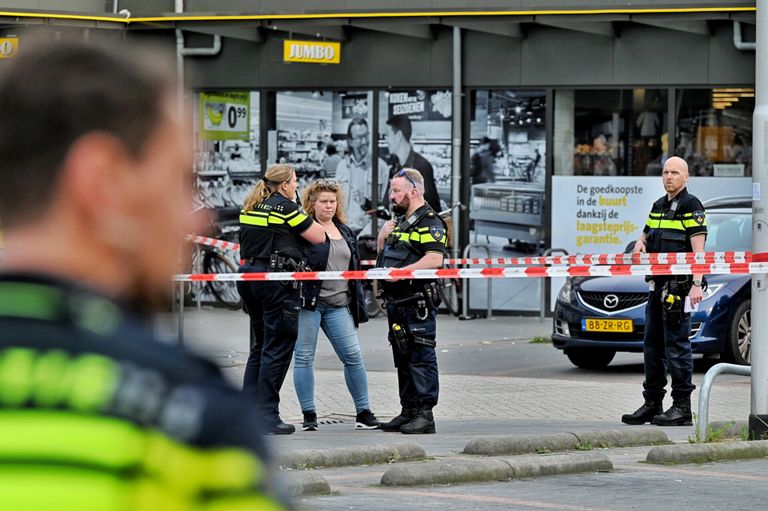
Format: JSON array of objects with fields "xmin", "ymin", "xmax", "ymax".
[{"xmin": 0, "ymin": 1, "xmax": 757, "ymax": 311}]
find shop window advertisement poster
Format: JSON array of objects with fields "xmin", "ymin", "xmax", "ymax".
[{"xmin": 199, "ymin": 91, "xmax": 250, "ymax": 141}]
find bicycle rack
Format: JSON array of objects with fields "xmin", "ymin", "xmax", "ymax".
[
  {"xmin": 460, "ymin": 243, "xmax": 492, "ymax": 320},
  {"xmin": 696, "ymin": 362, "xmax": 751, "ymax": 442},
  {"xmin": 540, "ymin": 248, "xmax": 569, "ymax": 323}
]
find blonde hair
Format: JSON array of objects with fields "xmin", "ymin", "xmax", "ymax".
[
  {"xmin": 243, "ymin": 164, "xmax": 295, "ymax": 210},
  {"xmin": 301, "ymin": 180, "xmax": 348, "ymax": 224}
]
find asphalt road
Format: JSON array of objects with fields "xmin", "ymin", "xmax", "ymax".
[{"xmin": 311, "ymin": 315, "xmax": 737, "ymax": 384}]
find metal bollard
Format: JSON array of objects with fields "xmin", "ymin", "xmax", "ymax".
[
  {"xmin": 460, "ymin": 243, "xmax": 492, "ymax": 320},
  {"xmin": 540, "ymin": 248, "xmax": 569, "ymax": 323},
  {"xmin": 195, "ymin": 243, "xmax": 202, "ymax": 311},
  {"xmin": 696, "ymin": 362, "xmax": 751, "ymax": 442}
]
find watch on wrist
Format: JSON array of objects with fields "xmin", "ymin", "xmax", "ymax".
[{"xmin": 692, "ymin": 280, "xmax": 703, "ymax": 287}]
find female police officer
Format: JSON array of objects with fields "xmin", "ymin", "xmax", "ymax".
[{"xmin": 237, "ymin": 164, "xmax": 325, "ymax": 434}]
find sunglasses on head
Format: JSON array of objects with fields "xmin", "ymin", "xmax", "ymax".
[{"xmin": 396, "ymin": 169, "xmax": 418, "ymax": 189}]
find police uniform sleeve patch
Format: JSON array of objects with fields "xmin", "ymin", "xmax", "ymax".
[
  {"xmin": 429, "ymin": 225, "xmax": 444, "ymax": 241},
  {"xmin": 693, "ymin": 211, "xmax": 705, "ymax": 225}
]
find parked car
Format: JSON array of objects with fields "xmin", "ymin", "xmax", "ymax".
[{"xmin": 552, "ymin": 197, "xmax": 752, "ymax": 369}]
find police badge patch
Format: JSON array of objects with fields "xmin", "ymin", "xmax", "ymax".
[
  {"xmin": 429, "ymin": 225, "xmax": 444, "ymax": 241},
  {"xmin": 692, "ymin": 211, "xmax": 705, "ymax": 225}
]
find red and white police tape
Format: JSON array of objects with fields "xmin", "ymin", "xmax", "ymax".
[
  {"xmin": 186, "ymin": 234, "xmax": 240, "ymax": 252},
  {"xmin": 186, "ymin": 236, "xmax": 752, "ymax": 267},
  {"xmin": 173, "ymin": 259, "xmax": 768, "ymax": 282}
]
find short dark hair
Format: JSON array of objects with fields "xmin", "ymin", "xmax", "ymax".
[
  {"xmin": 326, "ymin": 144, "xmax": 337, "ymax": 156},
  {"xmin": 386, "ymin": 114, "xmax": 412, "ymax": 142},
  {"xmin": 0, "ymin": 38, "xmax": 175, "ymax": 227},
  {"xmin": 346, "ymin": 116, "xmax": 368, "ymax": 139}
]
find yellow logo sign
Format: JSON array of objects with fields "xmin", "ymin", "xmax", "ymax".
[
  {"xmin": 0, "ymin": 37, "xmax": 18, "ymax": 59},
  {"xmin": 284, "ymin": 40, "xmax": 340, "ymax": 64}
]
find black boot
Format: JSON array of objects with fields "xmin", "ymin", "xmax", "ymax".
[
  {"xmin": 400, "ymin": 409, "xmax": 436, "ymax": 435},
  {"xmin": 652, "ymin": 399, "xmax": 692, "ymax": 426},
  {"xmin": 380, "ymin": 407, "xmax": 417, "ymax": 432},
  {"xmin": 621, "ymin": 400, "xmax": 663, "ymax": 425}
]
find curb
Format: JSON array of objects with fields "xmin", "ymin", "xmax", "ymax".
[
  {"xmin": 278, "ymin": 442, "xmax": 427, "ymax": 470},
  {"xmin": 646, "ymin": 439, "xmax": 768, "ymax": 465},
  {"xmin": 281, "ymin": 471, "xmax": 331, "ymax": 496},
  {"xmin": 463, "ymin": 429, "xmax": 670, "ymax": 456},
  {"xmin": 380, "ymin": 451, "xmax": 613, "ymax": 486}
]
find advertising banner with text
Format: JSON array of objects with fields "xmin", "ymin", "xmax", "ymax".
[{"xmin": 549, "ymin": 176, "xmax": 752, "ymax": 308}]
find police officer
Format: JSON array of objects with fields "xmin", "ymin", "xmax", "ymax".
[
  {"xmin": 0, "ymin": 39, "xmax": 289, "ymax": 509},
  {"xmin": 622, "ymin": 156, "xmax": 707, "ymax": 426},
  {"xmin": 376, "ymin": 168, "xmax": 448, "ymax": 434},
  {"xmin": 238, "ymin": 164, "xmax": 325, "ymax": 434}
]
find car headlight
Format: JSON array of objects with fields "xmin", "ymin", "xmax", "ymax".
[
  {"xmin": 557, "ymin": 279, "xmax": 573, "ymax": 303},
  {"xmin": 701, "ymin": 284, "xmax": 723, "ymax": 301}
]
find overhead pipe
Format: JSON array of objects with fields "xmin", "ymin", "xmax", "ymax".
[
  {"xmin": 175, "ymin": 0, "xmax": 222, "ymax": 58},
  {"xmin": 451, "ymin": 26, "xmax": 462, "ymax": 261},
  {"xmin": 734, "ymin": 20, "xmax": 756, "ymax": 51}
]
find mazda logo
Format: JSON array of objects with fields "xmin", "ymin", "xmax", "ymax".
[{"xmin": 603, "ymin": 294, "xmax": 619, "ymax": 309}]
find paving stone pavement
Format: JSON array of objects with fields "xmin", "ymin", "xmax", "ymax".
[{"xmin": 161, "ymin": 308, "xmax": 750, "ymax": 425}]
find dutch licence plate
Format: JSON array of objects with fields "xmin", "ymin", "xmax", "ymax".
[{"xmin": 581, "ymin": 318, "xmax": 633, "ymax": 333}]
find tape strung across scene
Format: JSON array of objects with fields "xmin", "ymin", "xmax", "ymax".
[
  {"xmin": 173, "ymin": 260, "xmax": 768, "ymax": 282},
  {"xmin": 187, "ymin": 235, "xmax": 752, "ymax": 267}
]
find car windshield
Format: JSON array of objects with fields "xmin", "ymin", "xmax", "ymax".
[{"xmin": 705, "ymin": 212, "xmax": 752, "ymax": 252}]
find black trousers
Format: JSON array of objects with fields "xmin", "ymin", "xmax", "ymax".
[
  {"xmin": 642, "ymin": 287, "xmax": 695, "ymax": 403},
  {"xmin": 237, "ymin": 263, "xmax": 300, "ymax": 428},
  {"xmin": 385, "ymin": 303, "xmax": 439, "ymax": 410}
]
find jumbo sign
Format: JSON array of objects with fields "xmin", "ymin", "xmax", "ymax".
[{"xmin": 283, "ymin": 40, "xmax": 340, "ymax": 64}]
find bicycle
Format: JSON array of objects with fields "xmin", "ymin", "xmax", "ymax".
[
  {"xmin": 184, "ymin": 207, "xmax": 242, "ymax": 310},
  {"xmin": 434, "ymin": 202, "xmax": 466, "ymax": 317}
]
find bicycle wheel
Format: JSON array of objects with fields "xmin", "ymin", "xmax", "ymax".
[
  {"xmin": 203, "ymin": 252, "xmax": 242, "ymax": 310},
  {"xmin": 363, "ymin": 283, "xmax": 381, "ymax": 318},
  {"xmin": 436, "ymin": 266, "xmax": 462, "ymax": 317}
]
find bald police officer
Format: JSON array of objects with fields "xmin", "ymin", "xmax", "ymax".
[{"xmin": 622, "ymin": 157, "xmax": 707, "ymax": 427}]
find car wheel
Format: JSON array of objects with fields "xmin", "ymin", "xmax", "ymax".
[
  {"xmin": 565, "ymin": 348, "xmax": 616, "ymax": 369},
  {"xmin": 724, "ymin": 299, "xmax": 751, "ymax": 366}
]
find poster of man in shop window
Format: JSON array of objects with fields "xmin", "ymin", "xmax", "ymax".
[{"xmin": 382, "ymin": 90, "xmax": 450, "ymax": 215}]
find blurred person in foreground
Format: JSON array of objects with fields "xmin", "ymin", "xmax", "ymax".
[
  {"xmin": 0, "ymin": 38, "xmax": 289, "ymax": 509},
  {"xmin": 376, "ymin": 168, "xmax": 447, "ymax": 434},
  {"xmin": 293, "ymin": 179, "xmax": 379, "ymax": 431}
]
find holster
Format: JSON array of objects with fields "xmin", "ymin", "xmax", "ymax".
[
  {"xmin": 390, "ymin": 323, "xmax": 410, "ymax": 355},
  {"xmin": 269, "ymin": 252, "xmax": 305, "ymax": 289},
  {"xmin": 389, "ymin": 321, "xmax": 437, "ymax": 356},
  {"xmin": 661, "ymin": 276, "xmax": 692, "ymax": 321}
]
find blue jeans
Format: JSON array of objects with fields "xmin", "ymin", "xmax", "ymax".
[{"xmin": 293, "ymin": 302, "xmax": 371, "ymax": 413}]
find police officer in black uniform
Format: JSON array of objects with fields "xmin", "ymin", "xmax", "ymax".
[
  {"xmin": 622, "ymin": 156, "xmax": 707, "ymax": 427},
  {"xmin": 237, "ymin": 164, "xmax": 325, "ymax": 435},
  {"xmin": 376, "ymin": 168, "xmax": 448, "ymax": 434},
  {"xmin": 0, "ymin": 39, "xmax": 289, "ymax": 509}
]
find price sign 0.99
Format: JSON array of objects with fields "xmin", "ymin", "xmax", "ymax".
[
  {"xmin": 199, "ymin": 92, "xmax": 250, "ymax": 141},
  {"xmin": 0, "ymin": 37, "xmax": 19, "ymax": 59}
]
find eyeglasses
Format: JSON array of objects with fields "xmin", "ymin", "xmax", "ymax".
[
  {"xmin": 350, "ymin": 133, "xmax": 370, "ymax": 142},
  {"xmin": 396, "ymin": 169, "xmax": 418, "ymax": 189}
]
